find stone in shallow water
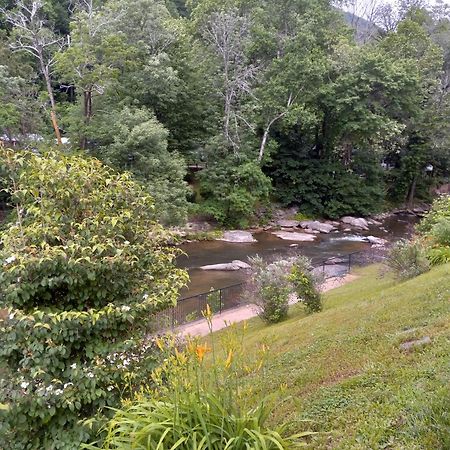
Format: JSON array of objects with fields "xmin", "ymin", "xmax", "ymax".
[
  {"xmin": 273, "ymin": 231, "xmax": 317, "ymax": 242},
  {"xmin": 300, "ymin": 220, "xmax": 335, "ymax": 233},
  {"xmin": 219, "ymin": 230, "xmax": 256, "ymax": 243},
  {"xmin": 200, "ymin": 260, "xmax": 251, "ymax": 271},
  {"xmin": 277, "ymin": 219, "xmax": 300, "ymax": 228}
]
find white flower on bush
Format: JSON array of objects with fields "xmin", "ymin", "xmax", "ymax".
[
  {"xmin": 54, "ymin": 389, "xmax": 64, "ymax": 396},
  {"xmin": 8, "ymin": 312, "xmax": 15, "ymax": 320},
  {"xmin": 4, "ymin": 255, "xmax": 16, "ymax": 265},
  {"xmin": 86, "ymin": 372, "xmax": 94, "ymax": 379},
  {"xmin": 20, "ymin": 382, "xmax": 29, "ymax": 389},
  {"xmin": 46, "ymin": 385, "xmax": 53, "ymax": 393},
  {"xmin": 121, "ymin": 305, "xmax": 131, "ymax": 312},
  {"xmin": 142, "ymin": 293, "xmax": 148, "ymax": 300},
  {"xmin": 70, "ymin": 363, "xmax": 77, "ymax": 369},
  {"xmin": 63, "ymin": 383, "xmax": 73, "ymax": 389},
  {"xmin": 107, "ymin": 385, "xmax": 114, "ymax": 392}
]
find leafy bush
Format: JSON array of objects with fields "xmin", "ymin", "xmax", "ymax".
[
  {"xmin": 86, "ymin": 310, "xmax": 310, "ymax": 449},
  {"xmin": 427, "ymin": 245, "xmax": 450, "ymax": 266},
  {"xmin": 429, "ymin": 219, "xmax": 450, "ymax": 247},
  {"xmin": 247, "ymin": 256, "xmax": 292, "ymax": 323},
  {"xmin": 199, "ymin": 158, "xmax": 271, "ymax": 227},
  {"xmin": 417, "ymin": 195, "xmax": 450, "ymax": 234},
  {"xmin": 0, "ymin": 150, "xmax": 187, "ymax": 449},
  {"xmin": 417, "ymin": 196, "xmax": 450, "ymax": 266},
  {"xmin": 289, "ymin": 257, "xmax": 322, "ymax": 314},
  {"xmin": 386, "ymin": 239, "xmax": 430, "ymax": 281}
]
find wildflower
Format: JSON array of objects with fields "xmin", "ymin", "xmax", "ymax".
[
  {"xmin": 142, "ymin": 293, "xmax": 149, "ymax": 300},
  {"xmin": 63, "ymin": 383, "xmax": 73, "ymax": 389},
  {"xmin": 121, "ymin": 305, "xmax": 131, "ymax": 312},
  {"xmin": 54, "ymin": 389, "xmax": 63, "ymax": 396},
  {"xmin": 195, "ymin": 344, "xmax": 210, "ymax": 363},
  {"xmin": 86, "ymin": 372, "xmax": 94, "ymax": 379},
  {"xmin": 20, "ymin": 382, "xmax": 29, "ymax": 389},
  {"xmin": 107, "ymin": 386, "xmax": 114, "ymax": 392},
  {"xmin": 124, "ymin": 240, "xmax": 130, "ymax": 245},
  {"xmin": 8, "ymin": 312, "xmax": 15, "ymax": 320},
  {"xmin": 70, "ymin": 363, "xmax": 77, "ymax": 369}
]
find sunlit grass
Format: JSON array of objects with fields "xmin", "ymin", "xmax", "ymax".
[{"xmin": 211, "ymin": 264, "xmax": 450, "ymax": 449}]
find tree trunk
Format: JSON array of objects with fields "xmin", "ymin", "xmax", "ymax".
[
  {"xmin": 258, "ymin": 128, "xmax": 270, "ymax": 163},
  {"xmin": 406, "ymin": 175, "xmax": 417, "ymax": 210},
  {"xmin": 80, "ymin": 89, "xmax": 93, "ymax": 149},
  {"xmin": 41, "ymin": 60, "xmax": 62, "ymax": 146}
]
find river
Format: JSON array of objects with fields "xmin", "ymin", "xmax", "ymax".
[{"xmin": 177, "ymin": 214, "xmax": 418, "ymax": 297}]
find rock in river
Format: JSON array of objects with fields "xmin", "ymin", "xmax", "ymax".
[
  {"xmin": 340, "ymin": 216, "xmax": 369, "ymax": 230},
  {"xmin": 277, "ymin": 219, "xmax": 300, "ymax": 228},
  {"xmin": 299, "ymin": 220, "xmax": 336, "ymax": 233},
  {"xmin": 273, "ymin": 231, "xmax": 317, "ymax": 241},
  {"xmin": 219, "ymin": 230, "xmax": 256, "ymax": 243},
  {"xmin": 200, "ymin": 260, "xmax": 251, "ymax": 271}
]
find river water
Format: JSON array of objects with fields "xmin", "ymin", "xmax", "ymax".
[{"xmin": 178, "ymin": 214, "xmax": 418, "ymax": 297}]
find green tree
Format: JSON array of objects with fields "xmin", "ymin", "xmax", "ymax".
[{"xmin": 93, "ymin": 107, "xmax": 189, "ymax": 225}]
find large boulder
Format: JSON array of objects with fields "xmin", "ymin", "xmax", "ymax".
[
  {"xmin": 341, "ymin": 216, "xmax": 369, "ymax": 230},
  {"xmin": 273, "ymin": 231, "xmax": 317, "ymax": 241},
  {"xmin": 219, "ymin": 230, "xmax": 257, "ymax": 243},
  {"xmin": 200, "ymin": 260, "xmax": 251, "ymax": 271},
  {"xmin": 364, "ymin": 236, "xmax": 388, "ymax": 246},
  {"xmin": 300, "ymin": 220, "xmax": 336, "ymax": 233}
]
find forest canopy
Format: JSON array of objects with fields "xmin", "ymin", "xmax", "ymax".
[{"xmin": 1, "ymin": 0, "xmax": 449, "ymax": 225}]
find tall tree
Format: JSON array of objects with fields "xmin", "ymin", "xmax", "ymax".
[{"xmin": 2, "ymin": 0, "xmax": 65, "ymax": 144}]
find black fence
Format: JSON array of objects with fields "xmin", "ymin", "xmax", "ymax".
[{"xmin": 155, "ymin": 248, "xmax": 387, "ymax": 330}]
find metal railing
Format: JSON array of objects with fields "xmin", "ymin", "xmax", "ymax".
[{"xmin": 154, "ymin": 248, "xmax": 387, "ymax": 330}]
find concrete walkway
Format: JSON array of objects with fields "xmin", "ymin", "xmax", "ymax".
[{"xmin": 177, "ymin": 274, "xmax": 358, "ymax": 337}]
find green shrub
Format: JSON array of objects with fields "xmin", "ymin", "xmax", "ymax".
[
  {"xmin": 429, "ymin": 219, "xmax": 450, "ymax": 247},
  {"xmin": 247, "ymin": 256, "xmax": 292, "ymax": 323},
  {"xmin": 0, "ymin": 150, "xmax": 187, "ymax": 449},
  {"xmin": 427, "ymin": 245, "xmax": 450, "ymax": 266},
  {"xmin": 417, "ymin": 195, "xmax": 450, "ymax": 234},
  {"xmin": 289, "ymin": 257, "xmax": 322, "ymax": 314},
  {"xmin": 386, "ymin": 239, "xmax": 430, "ymax": 281},
  {"xmin": 199, "ymin": 159, "xmax": 271, "ymax": 227}
]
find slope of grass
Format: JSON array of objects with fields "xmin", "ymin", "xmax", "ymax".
[{"xmin": 219, "ymin": 264, "xmax": 450, "ymax": 449}]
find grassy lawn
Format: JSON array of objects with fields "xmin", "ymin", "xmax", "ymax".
[{"xmin": 215, "ymin": 264, "xmax": 450, "ymax": 449}]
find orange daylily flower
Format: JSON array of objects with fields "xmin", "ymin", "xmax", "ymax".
[{"xmin": 195, "ymin": 343, "xmax": 210, "ymax": 362}]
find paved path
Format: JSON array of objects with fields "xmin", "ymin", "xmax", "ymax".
[{"xmin": 177, "ymin": 274, "xmax": 358, "ymax": 337}]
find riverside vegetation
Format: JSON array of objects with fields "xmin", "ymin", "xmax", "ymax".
[{"xmin": 1, "ymin": 0, "xmax": 450, "ymax": 226}]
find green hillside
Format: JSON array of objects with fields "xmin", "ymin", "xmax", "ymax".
[{"xmin": 223, "ymin": 264, "xmax": 450, "ymax": 449}]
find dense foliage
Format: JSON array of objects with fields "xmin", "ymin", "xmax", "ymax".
[
  {"xmin": 0, "ymin": 149, "xmax": 187, "ymax": 449},
  {"xmin": 1, "ymin": 0, "xmax": 449, "ymax": 224},
  {"xmin": 419, "ymin": 194, "xmax": 450, "ymax": 265}
]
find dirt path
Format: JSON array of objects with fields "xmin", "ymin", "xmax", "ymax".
[{"xmin": 177, "ymin": 274, "xmax": 358, "ymax": 337}]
